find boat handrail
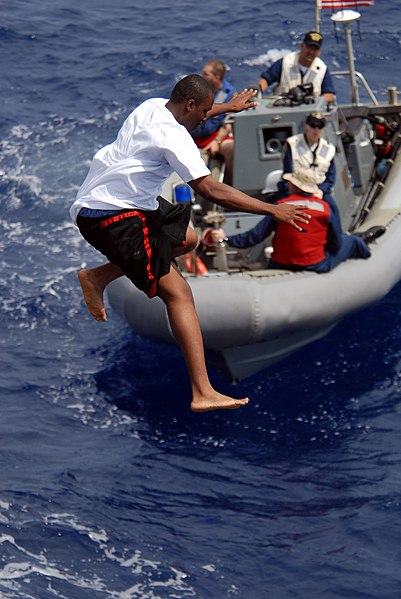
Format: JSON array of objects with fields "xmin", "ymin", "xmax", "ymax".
[
  {"xmin": 350, "ymin": 130, "xmax": 401, "ymax": 230},
  {"xmin": 331, "ymin": 70, "xmax": 379, "ymax": 106}
]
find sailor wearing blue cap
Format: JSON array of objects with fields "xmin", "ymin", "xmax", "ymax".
[{"xmin": 259, "ymin": 31, "xmax": 336, "ymax": 103}]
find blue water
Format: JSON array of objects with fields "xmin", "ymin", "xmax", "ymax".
[{"xmin": 1, "ymin": 1, "xmax": 401, "ymax": 597}]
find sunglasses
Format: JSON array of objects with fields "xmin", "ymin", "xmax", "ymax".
[{"xmin": 308, "ymin": 122, "xmax": 324, "ymax": 130}]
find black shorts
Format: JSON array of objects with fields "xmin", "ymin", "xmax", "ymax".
[{"xmin": 76, "ymin": 197, "xmax": 191, "ymax": 297}]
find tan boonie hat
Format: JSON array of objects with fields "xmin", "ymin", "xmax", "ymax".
[{"xmin": 282, "ymin": 169, "xmax": 320, "ymax": 195}]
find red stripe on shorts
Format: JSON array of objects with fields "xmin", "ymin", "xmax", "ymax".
[{"xmin": 99, "ymin": 210, "xmax": 157, "ymax": 297}]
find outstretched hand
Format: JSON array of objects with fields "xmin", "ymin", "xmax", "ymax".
[
  {"xmin": 272, "ymin": 203, "xmax": 311, "ymax": 231},
  {"xmin": 226, "ymin": 89, "xmax": 258, "ymax": 113}
]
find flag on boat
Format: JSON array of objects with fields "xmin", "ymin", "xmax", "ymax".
[{"xmin": 320, "ymin": 1, "xmax": 374, "ymax": 8}]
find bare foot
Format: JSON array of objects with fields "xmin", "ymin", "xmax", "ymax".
[
  {"xmin": 191, "ymin": 391, "xmax": 249, "ymax": 413},
  {"xmin": 78, "ymin": 269, "xmax": 107, "ymax": 321}
]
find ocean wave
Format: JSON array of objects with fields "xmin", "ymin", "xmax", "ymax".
[
  {"xmin": 0, "ymin": 520, "xmax": 198, "ymax": 599},
  {"xmin": 243, "ymin": 48, "xmax": 290, "ymax": 67},
  {"xmin": 1, "ymin": 2, "xmax": 401, "ymax": 598}
]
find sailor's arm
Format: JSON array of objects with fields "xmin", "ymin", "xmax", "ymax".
[
  {"xmin": 258, "ymin": 77, "xmax": 269, "ymax": 93},
  {"xmin": 189, "ymin": 175, "xmax": 310, "ymax": 231},
  {"xmin": 321, "ymin": 70, "xmax": 336, "ymax": 104},
  {"xmin": 258, "ymin": 60, "xmax": 282, "ymax": 94},
  {"xmin": 322, "ymin": 92, "xmax": 335, "ymax": 103},
  {"xmin": 212, "ymin": 217, "xmax": 275, "ymax": 249},
  {"xmin": 319, "ymin": 159, "xmax": 336, "ymax": 194}
]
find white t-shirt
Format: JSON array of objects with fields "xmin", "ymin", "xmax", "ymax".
[{"xmin": 70, "ymin": 98, "xmax": 211, "ymax": 222}]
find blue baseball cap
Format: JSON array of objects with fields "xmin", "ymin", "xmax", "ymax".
[{"xmin": 303, "ymin": 31, "xmax": 323, "ymax": 48}]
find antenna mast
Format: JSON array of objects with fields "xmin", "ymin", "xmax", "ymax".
[
  {"xmin": 315, "ymin": 0, "xmax": 322, "ymax": 32},
  {"xmin": 331, "ymin": 9, "xmax": 361, "ymax": 104}
]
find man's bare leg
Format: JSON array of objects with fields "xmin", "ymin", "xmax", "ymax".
[
  {"xmin": 157, "ymin": 266, "xmax": 249, "ymax": 412},
  {"xmin": 78, "ymin": 263, "xmax": 123, "ymax": 321},
  {"xmin": 77, "ymin": 225, "xmax": 196, "ymax": 322}
]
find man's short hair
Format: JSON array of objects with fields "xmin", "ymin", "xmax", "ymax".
[
  {"xmin": 170, "ymin": 74, "xmax": 213, "ymax": 105},
  {"xmin": 206, "ymin": 60, "xmax": 226, "ymax": 80}
]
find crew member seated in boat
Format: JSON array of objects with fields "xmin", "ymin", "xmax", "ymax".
[
  {"xmin": 278, "ymin": 111, "xmax": 340, "ymax": 226},
  {"xmin": 212, "ymin": 170, "xmax": 381, "ymax": 274},
  {"xmin": 191, "ymin": 60, "xmax": 235, "ymax": 184},
  {"xmin": 258, "ymin": 31, "xmax": 336, "ymax": 103},
  {"xmin": 279, "ymin": 112, "xmax": 335, "ymax": 197}
]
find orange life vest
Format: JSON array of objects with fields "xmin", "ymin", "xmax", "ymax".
[{"xmin": 272, "ymin": 193, "xmax": 330, "ymax": 266}]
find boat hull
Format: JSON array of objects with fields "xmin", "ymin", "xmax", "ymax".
[
  {"xmin": 107, "ymin": 209, "xmax": 401, "ymax": 380},
  {"xmin": 106, "ymin": 100, "xmax": 401, "ymax": 380}
]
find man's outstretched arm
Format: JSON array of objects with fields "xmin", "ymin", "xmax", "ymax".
[
  {"xmin": 207, "ymin": 88, "xmax": 257, "ymax": 119},
  {"xmin": 190, "ymin": 175, "xmax": 310, "ymax": 231}
]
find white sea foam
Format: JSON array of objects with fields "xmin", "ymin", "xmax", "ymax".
[
  {"xmin": 243, "ymin": 48, "xmax": 290, "ymax": 67},
  {"xmin": 0, "ymin": 501, "xmax": 11, "ymax": 525},
  {"xmin": 41, "ymin": 265, "xmax": 79, "ymax": 298},
  {"xmin": 0, "ymin": 517, "xmax": 196, "ymax": 598}
]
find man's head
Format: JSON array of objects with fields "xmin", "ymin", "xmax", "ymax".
[
  {"xmin": 299, "ymin": 31, "xmax": 323, "ymax": 67},
  {"xmin": 201, "ymin": 60, "xmax": 226, "ymax": 92},
  {"xmin": 304, "ymin": 111, "xmax": 326, "ymax": 145},
  {"xmin": 283, "ymin": 169, "xmax": 320, "ymax": 196},
  {"xmin": 168, "ymin": 74, "xmax": 214, "ymax": 131}
]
